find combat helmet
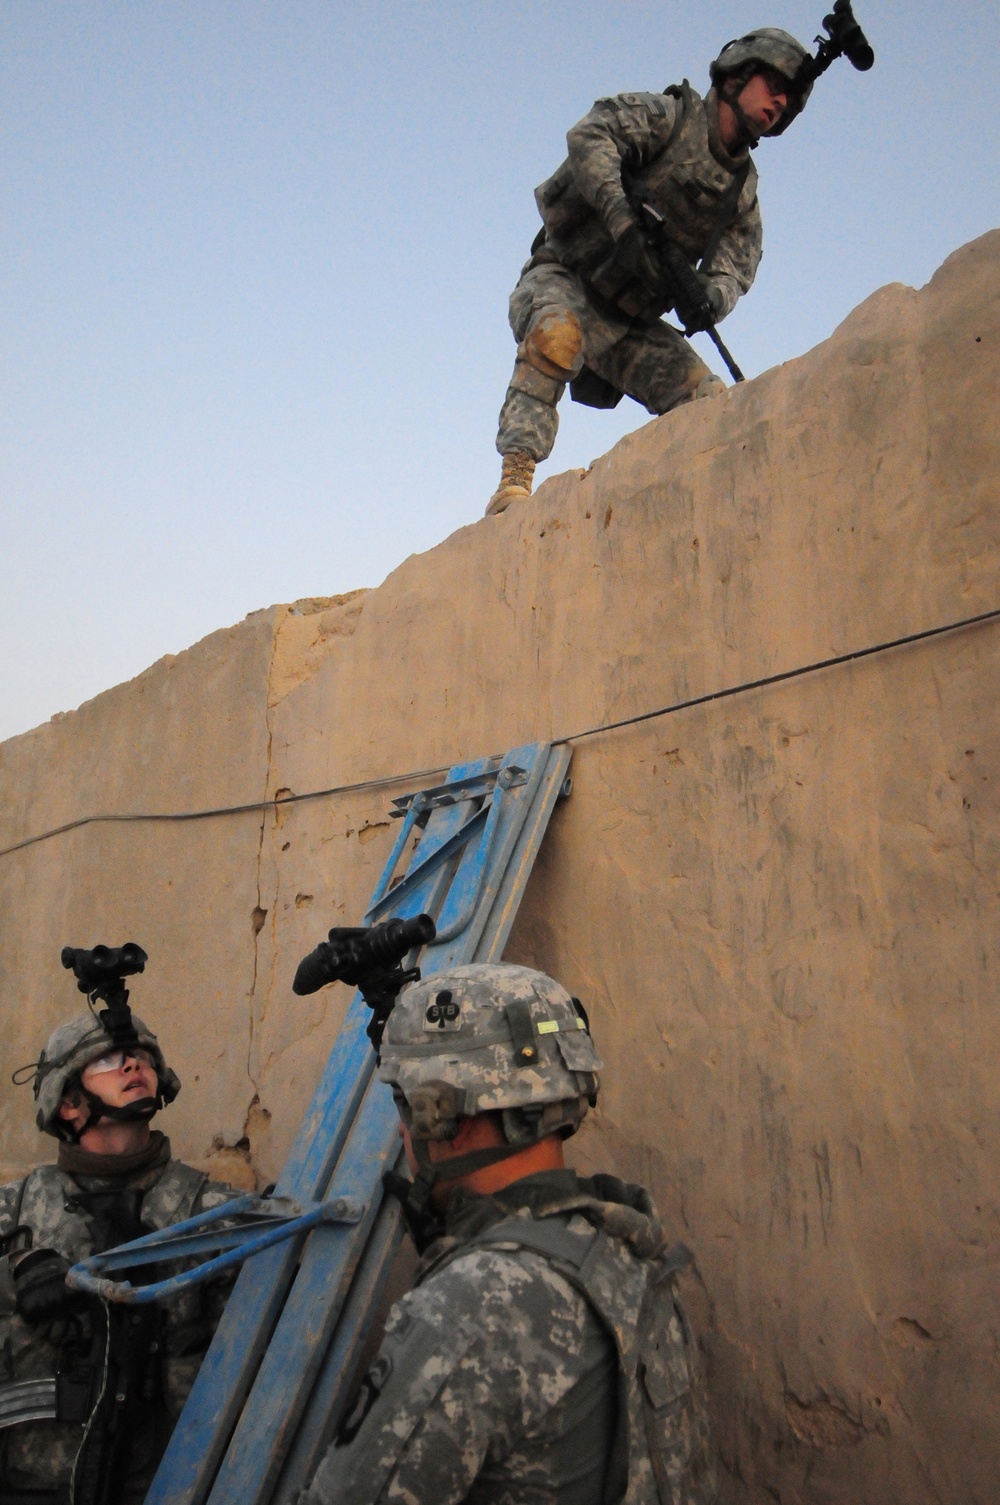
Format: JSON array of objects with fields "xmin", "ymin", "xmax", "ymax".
[
  {"xmin": 378, "ymin": 963, "xmax": 601, "ymax": 1238},
  {"xmin": 710, "ymin": 28, "xmax": 814, "ymax": 135},
  {"xmin": 30, "ymin": 1013, "xmax": 180, "ymax": 1143},
  {"xmin": 379, "ymin": 962, "xmax": 601, "ymax": 1144}
]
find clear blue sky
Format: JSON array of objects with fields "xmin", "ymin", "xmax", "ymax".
[{"xmin": 2, "ymin": 1, "xmax": 996, "ymax": 741}]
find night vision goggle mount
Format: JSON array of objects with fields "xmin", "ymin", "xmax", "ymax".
[
  {"xmin": 293, "ymin": 914, "xmax": 437, "ymax": 1052},
  {"xmin": 61, "ymin": 942, "xmax": 148, "ymax": 1047},
  {"xmin": 798, "ymin": 0, "xmax": 874, "ymax": 87}
]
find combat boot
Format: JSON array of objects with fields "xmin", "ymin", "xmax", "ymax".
[{"xmin": 486, "ymin": 452, "xmax": 536, "ymax": 517}]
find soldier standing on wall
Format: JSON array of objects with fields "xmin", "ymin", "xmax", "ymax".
[
  {"xmin": 486, "ymin": 11, "xmax": 874, "ymax": 516},
  {"xmin": 0, "ymin": 947, "xmax": 237, "ymax": 1505},
  {"xmin": 301, "ymin": 963, "xmax": 717, "ymax": 1505}
]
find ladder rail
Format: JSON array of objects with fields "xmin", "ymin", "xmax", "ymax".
[
  {"xmin": 271, "ymin": 745, "xmax": 572, "ymax": 1503},
  {"xmin": 272, "ymin": 1159, "xmax": 407, "ymax": 1502},
  {"xmin": 144, "ymin": 743, "xmax": 571, "ymax": 1505},
  {"xmin": 142, "ymin": 775, "xmax": 488, "ymax": 1505}
]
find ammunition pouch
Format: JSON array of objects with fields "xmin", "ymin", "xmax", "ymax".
[
  {"xmin": 585, "ymin": 240, "xmax": 665, "ymax": 322},
  {"xmin": 67, "ymin": 1302, "xmax": 166, "ymax": 1505},
  {"xmin": 533, "ymin": 160, "xmax": 594, "ymax": 245},
  {"xmin": 570, "ymin": 368, "xmax": 624, "ymax": 410}
]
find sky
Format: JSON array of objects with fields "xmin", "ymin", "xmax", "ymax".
[{"xmin": 1, "ymin": 0, "xmax": 997, "ymax": 742}]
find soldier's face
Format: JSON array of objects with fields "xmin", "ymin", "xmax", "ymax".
[
  {"xmin": 58, "ymin": 1048, "xmax": 158, "ymax": 1129},
  {"xmin": 736, "ymin": 68, "xmax": 790, "ymax": 133}
]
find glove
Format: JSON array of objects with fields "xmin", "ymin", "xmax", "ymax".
[
  {"xmin": 611, "ymin": 222, "xmax": 665, "ymax": 297},
  {"xmin": 671, "ymin": 271, "xmax": 715, "ymax": 335},
  {"xmin": 12, "ymin": 1248, "xmax": 74, "ymax": 1326},
  {"xmin": 699, "ymin": 275, "xmax": 727, "ymax": 320},
  {"xmin": 683, "ymin": 273, "xmax": 726, "ymax": 331}
]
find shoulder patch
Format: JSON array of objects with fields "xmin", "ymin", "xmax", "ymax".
[{"xmin": 307, "ymin": 1310, "xmax": 478, "ymax": 1504}]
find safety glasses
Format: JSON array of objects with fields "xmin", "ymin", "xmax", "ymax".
[{"xmin": 86, "ymin": 1047, "xmax": 156, "ymax": 1076}]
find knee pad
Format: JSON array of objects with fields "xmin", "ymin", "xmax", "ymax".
[{"xmin": 524, "ymin": 309, "xmax": 584, "ymax": 381}]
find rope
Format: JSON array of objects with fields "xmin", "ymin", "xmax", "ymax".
[{"xmin": 2, "ymin": 604, "xmax": 997, "ymax": 861}]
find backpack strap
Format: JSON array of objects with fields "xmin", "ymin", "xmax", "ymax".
[
  {"xmin": 456, "ymin": 1215, "xmax": 637, "ymax": 1505},
  {"xmin": 457, "ymin": 1216, "xmax": 701, "ymax": 1505},
  {"xmin": 462, "ymin": 1214, "xmax": 598, "ymax": 1270},
  {"xmin": 661, "ymin": 80, "xmax": 692, "ymax": 138}
]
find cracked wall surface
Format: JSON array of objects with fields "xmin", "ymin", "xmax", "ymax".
[{"xmin": 0, "ymin": 231, "xmax": 998, "ymax": 1502}]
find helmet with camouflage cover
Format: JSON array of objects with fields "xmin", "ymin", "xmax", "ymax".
[
  {"xmin": 710, "ymin": 28, "xmax": 813, "ymax": 135},
  {"xmin": 378, "ymin": 963, "xmax": 601, "ymax": 1148},
  {"xmin": 31, "ymin": 1013, "xmax": 180, "ymax": 1142}
]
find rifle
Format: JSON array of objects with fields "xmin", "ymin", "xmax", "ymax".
[{"xmin": 631, "ymin": 194, "xmax": 745, "ymax": 383}]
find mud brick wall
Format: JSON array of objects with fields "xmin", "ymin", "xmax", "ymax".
[{"xmin": 2, "ymin": 232, "xmax": 998, "ymax": 1504}]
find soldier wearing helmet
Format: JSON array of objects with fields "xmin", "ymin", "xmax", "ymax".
[
  {"xmin": 486, "ymin": 26, "xmax": 812, "ymax": 516},
  {"xmin": 0, "ymin": 983, "xmax": 237, "ymax": 1503},
  {"xmin": 302, "ymin": 963, "xmax": 718, "ymax": 1505}
]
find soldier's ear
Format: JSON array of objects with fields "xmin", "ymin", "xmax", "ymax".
[{"xmin": 58, "ymin": 1088, "xmax": 85, "ymax": 1127}]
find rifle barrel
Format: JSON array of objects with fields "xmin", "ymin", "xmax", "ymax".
[{"xmin": 706, "ymin": 325, "xmax": 745, "ymax": 383}]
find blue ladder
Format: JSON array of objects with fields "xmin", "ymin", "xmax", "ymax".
[{"xmin": 141, "ymin": 740, "xmax": 571, "ymax": 1505}]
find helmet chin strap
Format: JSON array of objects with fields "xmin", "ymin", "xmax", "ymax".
[
  {"xmin": 69, "ymin": 1087, "xmax": 163, "ymax": 1143},
  {"xmin": 727, "ymin": 98, "xmax": 762, "ymax": 147},
  {"xmin": 383, "ymin": 1136, "xmax": 527, "ymax": 1253},
  {"xmin": 720, "ymin": 79, "xmax": 762, "ymax": 148}
]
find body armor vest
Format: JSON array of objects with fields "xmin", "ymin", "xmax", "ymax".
[
  {"xmin": 10, "ymin": 1162, "xmax": 209, "ymax": 1262},
  {"xmin": 423, "ymin": 1213, "xmax": 717, "ymax": 1505},
  {"xmin": 535, "ymin": 84, "xmax": 757, "ymax": 324},
  {"xmin": 0, "ymin": 1162, "xmax": 212, "ymax": 1505}
]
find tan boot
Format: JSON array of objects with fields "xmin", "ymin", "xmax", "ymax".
[{"xmin": 486, "ymin": 452, "xmax": 536, "ymax": 517}]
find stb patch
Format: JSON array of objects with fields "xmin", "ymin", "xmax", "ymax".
[{"xmin": 424, "ymin": 989, "xmax": 462, "ymax": 1031}]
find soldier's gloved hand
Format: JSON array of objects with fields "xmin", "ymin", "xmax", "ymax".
[
  {"xmin": 700, "ymin": 275, "xmax": 726, "ymax": 319},
  {"xmin": 12, "ymin": 1248, "xmax": 74, "ymax": 1326},
  {"xmin": 671, "ymin": 275, "xmax": 717, "ymax": 336},
  {"xmin": 612, "ymin": 222, "xmax": 665, "ymax": 296}
]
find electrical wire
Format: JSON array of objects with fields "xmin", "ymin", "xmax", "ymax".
[
  {"xmin": 1, "ymin": 603, "xmax": 997, "ymax": 862},
  {"xmin": 558, "ymin": 603, "xmax": 1000, "ymax": 743},
  {"xmin": 68, "ymin": 1297, "xmax": 112, "ymax": 1505},
  {"xmin": 0, "ymin": 764, "xmax": 453, "ymax": 859}
]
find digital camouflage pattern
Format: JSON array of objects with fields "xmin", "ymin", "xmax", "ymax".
[
  {"xmin": 378, "ymin": 963, "xmax": 601, "ymax": 1131},
  {"xmin": 496, "ymin": 82, "xmax": 761, "ymax": 461},
  {"xmin": 302, "ymin": 1170, "xmax": 717, "ymax": 1505},
  {"xmin": 497, "ymin": 261, "xmax": 721, "ymax": 463},
  {"xmin": 709, "ymin": 29, "xmax": 812, "ymax": 134},
  {"xmin": 0, "ymin": 1139, "xmax": 236, "ymax": 1500},
  {"xmin": 32, "ymin": 1013, "xmax": 180, "ymax": 1139}
]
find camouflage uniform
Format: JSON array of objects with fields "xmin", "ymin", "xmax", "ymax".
[
  {"xmin": 302, "ymin": 965, "xmax": 717, "ymax": 1503},
  {"xmin": 0, "ymin": 1133, "xmax": 236, "ymax": 1503},
  {"xmin": 497, "ymin": 81, "xmax": 762, "ymax": 462},
  {"xmin": 303, "ymin": 1168, "xmax": 716, "ymax": 1505}
]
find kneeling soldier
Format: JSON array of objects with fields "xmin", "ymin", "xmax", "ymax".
[
  {"xmin": 0, "ymin": 964, "xmax": 236, "ymax": 1505},
  {"xmin": 486, "ymin": 26, "xmax": 815, "ymax": 516},
  {"xmin": 303, "ymin": 963, "xmax": 717, "ymax": 1505}
]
